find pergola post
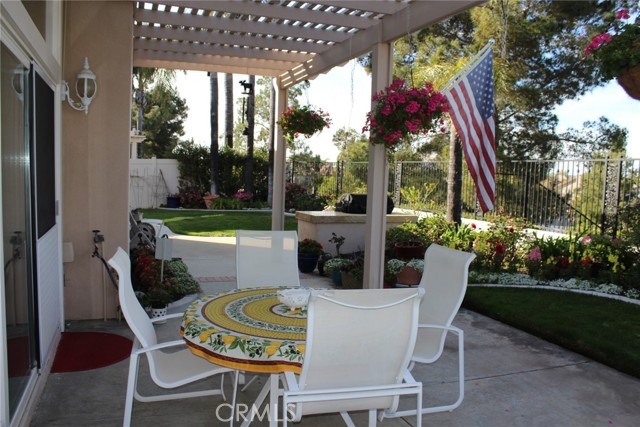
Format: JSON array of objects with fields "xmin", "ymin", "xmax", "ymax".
[
  {"xmin": 363, "ymin": 42, "xmax": 393, "ymax": 289},
  {"xmin": 272, "ymin": 80, "xmax": 288, "ymax": 230}
]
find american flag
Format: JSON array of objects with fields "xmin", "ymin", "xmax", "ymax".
[{"xmin": 444, "ymin": 48, "xmax": 495, "ymax": 213}]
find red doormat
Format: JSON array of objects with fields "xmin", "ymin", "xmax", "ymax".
[{"xmin": 51, "ymin": 332, "xmax": 132, "ymax": 373}]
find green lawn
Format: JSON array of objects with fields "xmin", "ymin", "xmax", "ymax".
[
  {"xmin": 140, "ymin": 208, "xmax": 640, "ymax": 378},
  {"xmin": 139, "ymin": 209, "xmax": 298, "ymax": 236},
  {"xmin": 463, "ymin": 287, "xmax": 640, "ymax": 379}
]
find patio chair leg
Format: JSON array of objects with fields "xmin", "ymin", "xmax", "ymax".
[{"xmin": 123, "ymin": 353, "xmax": 140, "ymax": 427}]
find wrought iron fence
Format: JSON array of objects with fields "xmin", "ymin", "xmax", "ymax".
[{"xmin": 287, "ymin": 157, "xmax": 640, "ymax": 236}]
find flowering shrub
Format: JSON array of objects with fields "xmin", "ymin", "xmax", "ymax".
[
  {"xmin": 323, "ymin": 258, "xmax": 353, "ymax": 274},
  {"xmin": 472, "ymin": 214, "xmax": 526, "ymax": 273},
  {"xmin": 585, "ymin": 9, "xmax": 640, "ymax": 80},
  {"xmin": 387, "ymin": 258, "xmax": 424, "ymax": 274},
  {"xmin": 278, "ymin": 105, "xmax": 331, "ymax": 143},
  {"xmin": 130, "ymin": 246, "xmax": 200, "ymax": 306},
  {"xmin": 364, "ymin": 79, "xmax": 447, "ymax": 150},
  {"xmin": 233, "ymin": 190, "xmax": 253, "ymax": 201},
  {"xmin": 298, "ymin": 238, "xmax": 324, "ymax": 255}
]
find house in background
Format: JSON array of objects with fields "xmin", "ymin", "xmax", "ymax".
[{"xmin": 0, "ymin": 1, "xmax": 482, "ymax": 426}]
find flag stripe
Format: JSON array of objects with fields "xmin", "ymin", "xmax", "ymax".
[{"xmin": 444, "ymin": 48, "xmax": 495, "ymax": 212}]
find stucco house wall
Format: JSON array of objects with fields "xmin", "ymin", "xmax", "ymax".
[{"xmin": 62, "ymin": 1, "xmax": 132, "ymax": 320}]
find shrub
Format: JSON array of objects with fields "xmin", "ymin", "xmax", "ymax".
[
  {"xmin": 130, "ymin": 246, "xmax": 200, "ymax": 303},
  {"xmin": 285, "ymin": 182, "xmax": 327, "ymax": 211}
]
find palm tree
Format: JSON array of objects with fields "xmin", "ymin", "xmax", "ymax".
[
  {"xmin": 244, "ymin": 75, "xmax": 256, "ymax": 195},
  {"xmin": 209, "ymin": 72, "xmax": 220, "ymax": 195},
  {"xmin": 225, "ymin": 73, "xmax": 233, "ymax": 148}
]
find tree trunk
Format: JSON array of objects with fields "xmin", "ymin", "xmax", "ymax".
[
  {"xmin": 268, "ymin": 79, "xmax": 276, "ymax": 207},
  {"xmin": 225, "ymin": 73, "xmax": 233, "ymax": 148},
  {"xmin": 210, "ymin": 72, "xmax": 220, "ymax": 195},
  {"xmin": 244, "ymin": 75, "xmax": 256, "ymax": 195},
  {"xmin": 446, "ymin": 125, "xmax": 462, "ymax": 224}
]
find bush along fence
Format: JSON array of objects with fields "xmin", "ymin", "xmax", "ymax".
[
  {"xmin": 383, "ymin": 214, "xmax": 639, "ymax": 300},
  {"xmin": 288, "ymin": 157, "xmax": 640, "ymax": 236}
]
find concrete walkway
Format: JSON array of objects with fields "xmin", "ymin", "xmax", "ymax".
[{"xmin": 30, "ymin": 235, "xmax": 640, "ymax": 426}]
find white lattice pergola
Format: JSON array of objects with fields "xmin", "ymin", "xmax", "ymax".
[{"xmin": 132, "ymin": 0, "xmax": 483, "ymax": 288}]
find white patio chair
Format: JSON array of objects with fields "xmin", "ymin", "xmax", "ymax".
[
  {"xmin": 383, "ymin": 243, "xmax": 475, "ymax": 419},
  {"xmin": 282, "ymin": 288, "xmax": 424, "ymax": 427},
  {"xmin": 235, "ymin": 230, "xmax": 301, "ymax": 390},
  {"xmin": 108, "ymin": 247, "xmax": 236, "ymax": 427},
  {"xmin": 235, "ymin": 230, "xmax": 300, "ymax": 288}
]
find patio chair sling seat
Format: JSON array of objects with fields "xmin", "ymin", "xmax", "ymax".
[
  {"xmin": 234, "ymin": 230, "xmax": 302, "ymax": 391},
  {"xmin": 108, "ymin": 247, "xmax": 236, "ymax": 427},
  {"xmin": 235, "ymin": 230, "xmax": 301, "ymax": 288},
  {"xmin": 383, "ymin": 243, "xmax": 476, "ymax": 419},
  {"xmin": 282, "ymin": 288, "xmax": 425, "ymax": 427}
]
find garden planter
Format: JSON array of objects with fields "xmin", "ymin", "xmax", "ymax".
[
  {"xmin": 341, "ymin": 272, "xmax": 363, "ymax": 289},
  {"xmin": 166, "ymin": 195, "xmax": 180, "ymax": 209},
  {"xmin": 151, "ymin": 306, "xmax": 168, "ymax": 324},
  {"xmin": 395, "ymin": 266, "xmax": 422, "ymax": 286},
  {"xmin": 394, "ymin": 242, "xmax": 425, "ymax": 260},
  {"xmin": 617, "ymin": 65, "xmax": 640, "ymax": 100},
  {"xmin": 331, "ymin": 270, "xmax": 343, "ymax": 286},
  {"xmin": 203, "ymin": 194, "xmax": 219, "ymax": 209},
  {"xmin": 297, "ymin": 253, "xmax": 320, "ymax": 273}
]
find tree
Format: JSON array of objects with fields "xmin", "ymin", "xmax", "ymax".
[
  {"xmin": 359, "ymin": 0, "xmax": 635, "ymax": 160},
  {"xmin": 225, "ymin": 73, "xmax": 233, "ymax": 148},
  {"xmin": 244, "ymin": 75, "xmax": 256, "ymax": 195},
  {"xmin": 333, "ymin": 127, "xmax": 369, "ymax": 162},
  {"xmin": 209, "ymin": 72, "xmax": 220, "ymax": 195},
  {"xmin": 139, "ymin": 84, "xmax": 187, "ymax": 158},
  {"xmin": 559, "ymin": 117, "xmax": 628, "ymax": 158},
  {"xmin": 132, "ymin": 67, "xmax": 176, "ymax": 135}
]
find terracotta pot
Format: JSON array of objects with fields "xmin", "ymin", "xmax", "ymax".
[
  {"xmin": 203, "ymin": 194, "xmax": 219, "ymax": 209},
  {"xmin": 395, "ymin": 266, "xmax": 422, "ymax": 286},
  {"xmin": 394, "ymin": 241, "xmax": 425, "ymax": 260},
  {"xmin": 617, "ymin": 65, "xmax": 640, "ymax": 100}
]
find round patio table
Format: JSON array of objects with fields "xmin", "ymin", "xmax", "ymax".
[{"xmin": 181, "ymin": 287, "xmax": 307, "ymax": 374}]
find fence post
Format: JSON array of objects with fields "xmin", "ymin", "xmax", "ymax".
[
  {"xmin": 601, "ymin": 156, "xmax": 622, "ymax": 237},
  {"xmin": 393, "ymin": 161, "xmax": 402, "ymax": 205},
  {"xmin": 336, "ymin": 161, "xmax": 343, "ymax": 197}
]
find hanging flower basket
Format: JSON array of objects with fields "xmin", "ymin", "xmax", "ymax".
[
  {"xmin": 278, "ymin": 105, "xmax": 331, "ymax": 144},
  {"xmin": 618, "ymin": 65, "xmax": 640, "ymax": 100},
  {"xmin": 364, "ymin": 79, "xmax": 448, "ymax": 151},
  {"xmin": 585, "ymin": 9, "xmax": 640, "ymax": 99}
]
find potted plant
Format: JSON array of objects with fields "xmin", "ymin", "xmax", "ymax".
[
  {"xmin": 387, "ymin": 258, "xmax": 424, "ymax": 286},
  {"xmin": 297, "ymin": 238, "xmax": 324, "ymax": 273},
  {"xmin": 363, "ymin": 79, "xmax": 448, "ymax": 151},
  {"xmin": 278, "ymin": 105, "xmax": 331, "ymax": 144},
  {"xmin": 144, "ymin": 289, "xmax": 173, "ymax": 322},
  {"xmin": 585, "ymin": 9, "xmax": 640, "ymax": 100},
  {"xmin": 202, "ymin": 193, "xmax": 219, "ymax": 209},
  {"xmin": 341, "ymin": 258, "xmax": 364, "ymax": 289},
  {"xmin": 166, "ymin": 193, "xmax": 181, "ymax": 208},
  {"xmin": 323, "ymin": 258, "xmax": 353, "ymax": 286}
]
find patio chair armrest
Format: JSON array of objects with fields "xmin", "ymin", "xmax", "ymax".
[
  {"xmin": 133, "ymin": 339, "xmax": 187, "ymax": 355},
  {"xmin": 151, "ymin": 312, "xmax": 183, "ymax": 323},
  {"xmin": 417, "ymin": 323, "xmax": 463, "ymax": 335}
]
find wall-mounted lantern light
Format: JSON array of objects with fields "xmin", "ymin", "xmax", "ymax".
[{"xmin": 62, "ymin": 57, "xmax": 97, "ymax": 114}]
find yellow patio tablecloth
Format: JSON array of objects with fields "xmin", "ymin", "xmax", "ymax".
[{"xmin": 181, "ymin": 287, "xmax": 307, "ymax": 374}]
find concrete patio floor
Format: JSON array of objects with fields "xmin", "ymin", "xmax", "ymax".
[{"xmin": 30, "ymin": 234, "xmax": 640, "ymax": 426}]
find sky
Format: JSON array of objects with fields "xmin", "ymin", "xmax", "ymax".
[{"xmin": 176, "ymin": 59, "xmax": 640, "ymax": 161}]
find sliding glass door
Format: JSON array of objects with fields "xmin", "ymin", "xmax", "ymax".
[{"xmin": 2, "ymin": 42, "xmax": 37, "ymax": 421}]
